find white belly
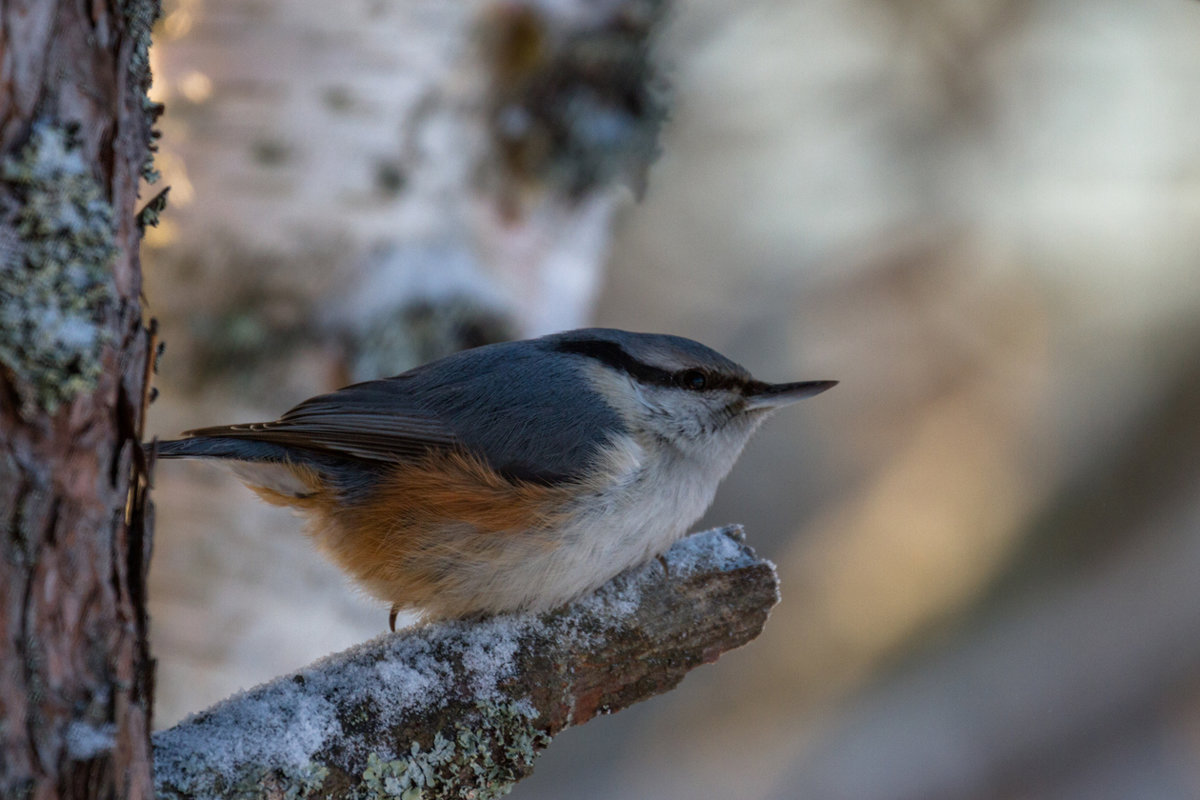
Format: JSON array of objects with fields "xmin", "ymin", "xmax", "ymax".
[{"xmin": 453, "ymin": 435, "xmax": 740, "ymax": 614}]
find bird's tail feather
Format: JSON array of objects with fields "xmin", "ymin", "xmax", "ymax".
[{"xmin": 150, "ymin": 437, "xmax": 297, "ymax": 463}]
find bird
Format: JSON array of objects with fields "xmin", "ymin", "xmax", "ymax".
[{"xmin": 153, "ymin": 328, "xmax": 835, "ymax": 629}]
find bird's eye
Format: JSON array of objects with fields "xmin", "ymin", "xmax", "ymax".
[{"xmin": 679, "ymin": 369, "xmax": 707, "ymax": 390}]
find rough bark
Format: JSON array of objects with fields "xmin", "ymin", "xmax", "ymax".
[
  {"xmin": 0, "ymin": 1, "xmax": 161, "ymax": 798},
  {"xmin": 153, "ymin": 526, "xmax": 778, "ymax": 800}
]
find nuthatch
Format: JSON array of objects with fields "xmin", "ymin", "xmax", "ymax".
[{"xmin": 154, "ymin": 328, "xmax": 835, "ymax": 628}]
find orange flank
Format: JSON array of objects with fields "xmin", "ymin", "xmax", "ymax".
[{"xmin": 255, "ymin": 450, "xmax": 577, "ymax": 620}]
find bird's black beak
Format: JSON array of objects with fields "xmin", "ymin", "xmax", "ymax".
[{"xmin": 743, "ymin": 379, "xmax": 837, "ymax": 411}]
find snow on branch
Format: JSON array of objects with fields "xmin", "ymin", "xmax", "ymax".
[{"xmin": 153, "ymin": 525, "xmax": 779, "ymax": 799}]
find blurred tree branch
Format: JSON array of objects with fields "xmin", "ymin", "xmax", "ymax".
[{"xmin": 153, "ymin": 526, "xmax": 778, "ymax": 799}]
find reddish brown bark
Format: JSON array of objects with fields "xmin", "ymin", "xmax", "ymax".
[{"xmin": 0, "ymin": 1, "xmax": 160, "ymax": 798}]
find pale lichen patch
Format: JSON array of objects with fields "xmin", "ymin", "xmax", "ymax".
[
  {"xmin": 358, "ymin": 700, "xmax": 549, "ymax": 800},
  {"xmin": 0, "ymin": 123, "xmax": 117, "ymax": 416}
]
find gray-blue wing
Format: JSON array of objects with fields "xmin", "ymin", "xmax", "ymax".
[
  {"xmin": 179, "ymin": 339, "xmax": 626, "ymax": 484},
  {"xmin": 182, "ymin": 380, "xmax": 460, "ymax": 465}
]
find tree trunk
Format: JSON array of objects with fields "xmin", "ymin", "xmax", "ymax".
[{"xmin": 0, "ymin": 2, "xmax": 161, "ymax": 798}]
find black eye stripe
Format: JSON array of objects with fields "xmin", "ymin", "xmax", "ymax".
[
  {"xmin": 554, "ymin": 339, "xmax": 675, "ymax": 387},
  {"xmin": 554, "ymin": 339, "xmax": 743, "ymax": 393}
]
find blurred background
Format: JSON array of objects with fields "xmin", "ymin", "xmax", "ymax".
[{"xmin": 141, "ymin": 0, "xmax": 1200, "ymax": 798}]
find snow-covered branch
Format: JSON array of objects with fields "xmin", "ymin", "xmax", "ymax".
[{"xmin": 153, "ymin": 526, "xmax": 779, "ymax": 799}]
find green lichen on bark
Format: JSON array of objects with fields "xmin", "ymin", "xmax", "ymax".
[
  {"xmin": 154, "ymin": 701, "xmax": 548, "ymax": 800},
  {"xmin": 123, "ymin": 0, "xmax": 165, "ymax": 184},
  {"xmin": 357, "ymin": 701, "xmax": 550, "ymax": 800},
  {"xmin": 157, "ymin": 760, "xmax": 331, "ymax": 800},
  {"xmin": 123, "ymin": 0, "xmax": 160, "ymax": 91},
  {"xmin": 137, "ymin": 186, "xmax": 170, "ymax": 230},
  {"xmin": 0, "ymin": 123, "xmax": 118, "ymax": 416}
]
